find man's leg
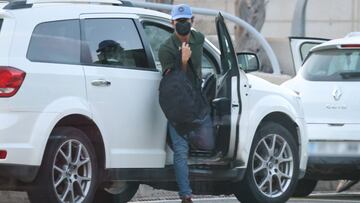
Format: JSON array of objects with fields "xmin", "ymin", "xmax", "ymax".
[{"xmin": 168, "ymin": 124, "xmax": 192, "ymax": 198}]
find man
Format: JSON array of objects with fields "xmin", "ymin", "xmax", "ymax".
[{"xmin": 158, "ymin": 4, "xmax": 215, "ymax": 203}]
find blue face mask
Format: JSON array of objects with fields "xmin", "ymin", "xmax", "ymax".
[{"xmin": 175, "ymin": 21, "xmax": 191, "ymax": 36}]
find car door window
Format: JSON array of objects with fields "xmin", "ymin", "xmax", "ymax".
[
  {"xmin": 82, "ymin": 18, "xmax": 149, "ymax": 69},
  {"xmin": 216, "ymin": 15, "xmax": 238, "ymax": 74},
  {"xmin": 202, "ymin": 49, "xmax": 216, "ymax": 78},
  {"xmin": 27, "ymin": 20, "xmax": 80, "ymax": 64},
  {"xmin": 142, "ymin": 22, "xmax": 172, "ymax": 70}
]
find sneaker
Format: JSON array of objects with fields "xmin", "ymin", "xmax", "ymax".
[{"xmin": 181, "ymin": 196, "xmax": 193, "ymax": 203}]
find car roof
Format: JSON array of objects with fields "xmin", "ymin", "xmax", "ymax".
[
  {"xmin": 0, "ymin": 0, "xmax": 171, "ymax": 22},
  {"xmin": 312, "ymin": 32, "xmax": 360, "ymax": 52}
]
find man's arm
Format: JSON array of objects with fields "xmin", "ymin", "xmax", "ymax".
[{"xmin": 158, "ymin": 46, "xmax": 176, "ymax": 74}]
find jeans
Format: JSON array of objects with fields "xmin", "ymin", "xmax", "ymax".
[{"xmin": 168, "ymin": 114, "xmax": 214, "ymax": 198}]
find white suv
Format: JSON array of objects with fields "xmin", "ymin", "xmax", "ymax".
[
  {"xmin": 0, "ymin": 0, "xmax": 307, "ymax": 202},
  {"xmin": 283, "ymin": 33, "xmax": 360, "ymax": 196}
]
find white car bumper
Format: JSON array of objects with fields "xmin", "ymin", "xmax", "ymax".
[
  {"xmin": 305, "ymin": 123, "xmax": 360, "ymax": 179},
  {"xmin": 0, "ymin": 112, "xmax": 42, "ymax": 165}
]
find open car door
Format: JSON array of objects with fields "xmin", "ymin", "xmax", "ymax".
[
  {"xmin": 289, "ymin": 37, "xmax": 329, "ymax": 72},
  {"xmin": 213, "ymin": 13, "xmax": 242, "ymax": 159}
]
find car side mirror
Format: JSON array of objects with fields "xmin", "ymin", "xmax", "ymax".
[{"xmin": 237, "ymin": 52, "xmax": 260, "ymax": 73}]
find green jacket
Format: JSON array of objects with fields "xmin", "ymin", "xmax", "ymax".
[{"xmin": 158, "ymin": 30, "xmax": 205, "ymax": 87}]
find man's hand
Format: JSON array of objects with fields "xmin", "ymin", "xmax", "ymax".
[{"xmin": 181, "ymin": 42, "xmax": 191, "ymax": 71}]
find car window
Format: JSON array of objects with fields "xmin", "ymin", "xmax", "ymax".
[
  {"xmin": 202, "ymin": 49, "xmax": 216, "ymax": 78},
  {"xmin": 303, "ymin": 49, "xmax": 360, "ymax": 81},
  {"xmin": 300, "ymin": 42, "xmax": 320, "ymax": 61},
  {"xmin": 27, "ymin": 20, "xmax": 80, "ymax": 64},
  {"xmin": 219, "ymin": 34, "xmax": 231, "ymax": 73},
  {"xmin": 142, "ymin": 22, "xmax": 172, "ymax": 70},
  {"xmin": 216, "ymin": 15, "xmax": 237, "ymax": 74},
  {"xmin": 82, "ymin": 18, "xmax": 149, "ymax": 69}
]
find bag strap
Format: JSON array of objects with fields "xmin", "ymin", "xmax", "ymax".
[
  {"xmin": 188, "ymin": 59, "xmax": 202, "ymax": 82},
  {"xmin": 186, "ymin": 58, "xmax": 203, "ymax": 90}
]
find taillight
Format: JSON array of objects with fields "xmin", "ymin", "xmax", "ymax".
[
  {"xmin": 0, "ymin": 150, "xmax": 7, "ymax": 159},
  {"xmin": 0, "ymin": 66, "xmax": 26, "ymax": 97},
  {"xmin": 341, "ymin": 44, "xmax": 360, "ymax": 49}
]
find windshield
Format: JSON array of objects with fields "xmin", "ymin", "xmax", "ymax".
[{"xmin": 302, "ymin": 49, "xmax": 360, "ymax": 81}]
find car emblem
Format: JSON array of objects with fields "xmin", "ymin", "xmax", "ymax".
[
  {"xmin": 178, "ymin": 7, "xmax": 184, "ymax": 12},
  {"xmin": 332, "ymin": 88, "xmax": 342, "ymax": 101}
]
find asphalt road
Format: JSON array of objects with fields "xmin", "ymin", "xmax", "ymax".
[
  {"xmin": 1, "ymin": 191, "xmax": 359, "ymax": 203},
  {"xmin": 131, "ymin": 193, "xmax": 360, "ymax": 203}
]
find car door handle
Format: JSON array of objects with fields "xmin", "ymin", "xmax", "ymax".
[
  {"xmin": 91, "ymin": 79, "xmax": 111, "ymax": 87},
  {"xmin": 232, "ymin": 102, "xmax": 239, "ymax": 107}
]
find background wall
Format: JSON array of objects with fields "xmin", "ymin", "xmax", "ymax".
[
  {"xmin": 135, "ymin": 0, "xmax": 360, "ymax": 74},
  {"xmin": 171, "ymin": 0, "xmax": 360, "ymax": 39}
]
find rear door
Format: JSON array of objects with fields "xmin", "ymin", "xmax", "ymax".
[
  {"xmin": 289, "ymin": 37, "xmax": 328, "ymax": 72},
  {"xmin": 80, "ymin": 14, "xmax": 167, "ymax": 168},
  {"xmin": 215, "ymin": 14, "xmax": 243, "ymax": 158}
]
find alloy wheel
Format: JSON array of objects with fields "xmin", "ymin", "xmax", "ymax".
[
  {"xmin": 252, "ymin": 134, "xmax": 294, "ymax": 198},
  {"xmin": 52, "ymin": 139, "xmax": 92, "ymax": 203}
]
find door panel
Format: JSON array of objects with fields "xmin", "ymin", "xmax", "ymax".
[
  {"xmin": 215, "ymin": 13, "xmax": 241, "ymax": 158},
  {"xmin": 289, "ymin": 37, "xmax": 328, "ymax": 72},
  {"xmin": 80, "ymin": 16, "xmax": 167, "ymax": 168}
]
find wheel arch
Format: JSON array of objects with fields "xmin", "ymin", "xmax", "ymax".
[
  {"xmin": 233, "ymin": 111, "xmax": 302, "ymax": 203},
  {"xmin": 49, "ymin": 114, "xmax": 106, "ymax": 173},
  {"xmin": 257, "ymin": 111, "xmax": 307, "ymax": 175},
  {"xmin": 238, "ymin": 110, "xmax": 302, "ymax": 168},
  {"xmin": 259, "ymin": 112, "xmax": 300, "ymax": 147},
  {"xmin": 33, "ymin": 113, "xmax": 108, "ymax": 183},
  {"xmin": 252, "ymin": 111, "xmax": 301, "ymax": 163}
]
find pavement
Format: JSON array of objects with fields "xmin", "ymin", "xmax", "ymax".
[
  {"xmin": 131, "ymin": 193, "xmax": 360, "ymax": 203},
  {"xmin": 1, "ymin": 191, "xmax": 360, "ymax": 203}
]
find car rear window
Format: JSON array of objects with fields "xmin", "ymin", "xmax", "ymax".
[
  {"xmin": 27, "ymin": 20, "xmax": 80, "ymax": 65},
  {"xmin": 302, "ymin": 49, "xmax": 360, "ymax": 81}
]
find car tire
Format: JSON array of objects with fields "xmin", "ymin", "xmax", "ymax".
[
  {"xmin": 27, "ymin": 127, "xmax": 98, "ymax": 203},
  {"xmin": 233, "ymin": 122, "xmax": 299, "ymax": 203},
  {"xmin": 292, "ymin": 179, "xmax": 317, "ymax": 197},
  {"xmin": 93, "ymin": 182, "xmax": 139, "ymax": 203}
]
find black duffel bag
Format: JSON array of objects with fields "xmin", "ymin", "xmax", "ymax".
[{"xmin": 159, "ymin": 52, "xmax": 209, "ymax": 135}]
